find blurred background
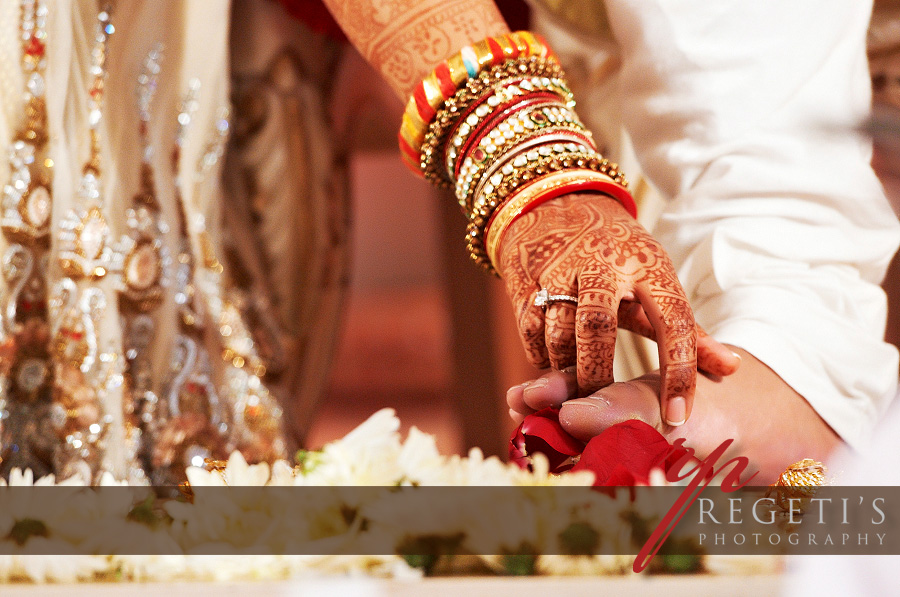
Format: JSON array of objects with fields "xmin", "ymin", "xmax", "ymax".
[
  {"xmin": 228, "ymin": 0, "xmax": 537, "ymax": 459},
  {"xmin": 301, "ymin": 46, "xmax": 537, "ymax": 458}
]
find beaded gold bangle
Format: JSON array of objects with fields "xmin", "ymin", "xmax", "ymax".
[
  {"xmin": 399, "ymin": 31, "xmax": 555, "ymax": 171},
  {"xmin": 398, "ymin": 31, "xmax": 638, "ymax": 273},
  {"xmin": 465, "ymin": 152, "xmax": 633, "ymax": 272},
  {"xmin": 458, "ymin": 129, "xmax": 596, "ymax": 211},
  {"xmin": 449, "ymin": 93, "xmax": 559, "ymax": 179},
  {"xmin": 445, "ymin": 83, "xmax": 574, "ymax": 179},
  {"xmin": 452, "ymin": 99, "xmax": 581, "ymax": 180},
  {"xmin": 418, "ymin": 57, "xmax": 570, "ymax": 186},
  {"xmin": 473, "ymin": 151, "xmax": 630, "ymax": 222},
  {"xmin": 484, "ymin": 169, "xmax": 633, "ymax": 270}
]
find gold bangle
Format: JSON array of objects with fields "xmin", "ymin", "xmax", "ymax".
[
  {"xmin": 460, "ymin": 129, "xmax": 596, "ymax": 212},
  {"xmin": 485, "ymin": 170, "xmax": 623, "ymax": 270},
  {"xmin": 419, "ymin": 58, "xmax": 570, "ymax": 185},
  {"xmin": 465, "ymin": 151, "xmax": 632, "ymax": 271},
  {"xmin": 472, "ymin": 39, "xmax": 495, "ymax": 70},
  {"xmin": 400, "ymin": 108, "xmax": 427, "ymax": 151},
  {"xmin": 400, "ymin": 32, "xmax": 556, "ymax": 173}
]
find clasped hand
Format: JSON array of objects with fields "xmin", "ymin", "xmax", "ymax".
[{"xmin": 496, "ymin": 192, "xmax": 739, "ymax": 427}]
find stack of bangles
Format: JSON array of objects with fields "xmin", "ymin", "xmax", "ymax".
[{"xmin": 399, "ymin": 30, "xmax": 637, "ymax": 275}]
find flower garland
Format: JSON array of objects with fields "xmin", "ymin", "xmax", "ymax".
[{"xmin": 0, "ymin": 409, "xmax": 778, "ymax": 583}]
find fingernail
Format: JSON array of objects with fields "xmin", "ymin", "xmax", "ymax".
[
  {"xmin": 506, "ymin": 382, "xmax": 527, "ymax": 399},
  {"xmin": 523, "ymin": 378, "xmax": 549, "ymax": 393},
  {"xmin": 587, "ymin": 394, "xmax": 611, "ymax": 407},
  {"xmin": 562, "ymin": 365, "xmax": 577, "ymax": 374},
  {"xmin": 666, "ymin": 396, "xmax": 686, "ymax": 426},
  {"xmin": 730, "ymin": 351, "xmax": 742, "ymax": 362}
]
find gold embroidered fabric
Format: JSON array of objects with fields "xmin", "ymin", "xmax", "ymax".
[{"xmin": 0, "ymin": 0, "xmax": 290, "ymax": 484}]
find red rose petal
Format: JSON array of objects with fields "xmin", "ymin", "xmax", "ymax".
[
  {"xmin": 571, "ymin": 420, "xmax": 670, "ymax": 486},
  {"xmin": 509, "ymin": 426, "xmax": 530, "ymax": 469},
  {"xmin": 521, "ymin": 408, "xmax": 584, "ymax": 456},
  {"xmin": 511, "ymin": 411, "xmax": 698, "ymax": 490},
  {"xmin": 509, "ymin": 407, "xmax": 584, "ymax": 473}
]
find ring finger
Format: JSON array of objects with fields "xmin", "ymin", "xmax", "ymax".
[{"xmin": 544, "ymin": 300, "xmax": 577, "ymax": 370}]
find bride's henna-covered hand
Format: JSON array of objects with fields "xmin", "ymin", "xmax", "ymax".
[
  {"xmin": 496, "ymin": 192, "xmax": 739, "ymax": 426},
  {"xmin": 616, "ymin": 299, "xmax": 742, "ymax": 379},
  {"xmin": 318, "ymin": 0, "xmax": 738, "ymax": 426}
]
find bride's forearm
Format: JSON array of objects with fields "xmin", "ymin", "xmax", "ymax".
[{"xmin": 320, "ymin": 0, "xmax": 509, "ymax": 97}]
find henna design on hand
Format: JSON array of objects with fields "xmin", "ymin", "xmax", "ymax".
[
  {"xmin": 574, "ymin": 272, "xmax": 619, "ymax": 395},
  {"xmin": 544, "ymin": 302, "xmax": 576, "ymax": 370},
  {"xmin": 320, "ymin": 0, "xmax": 508, "ymax": 97},
  {"xmin": 497, "ymin": 192, "xmax": 700, "ymax": 410}
]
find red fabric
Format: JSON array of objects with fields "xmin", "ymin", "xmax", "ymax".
[
  {"xmin": 398, "ymin": 133, "xmax": 421, "ymax": 164},
  {"xmin": 413, "ymin": 84, "xmax": 437, "ymax": 123},
  {"xmin": 435, "ymin": 62, "xmax": 457, "ymax": 98},
  {"xmin": 487, "ymin": 37, "xmax": 505, "ymax": 66},
  {"xmin": 274, "ymin": 0, "xmax": 346, "ymax": 42},
  {"xmin": 275, "ymin": 0, "xmax": 532, "ymax": 45}
]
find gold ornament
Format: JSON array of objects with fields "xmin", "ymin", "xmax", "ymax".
[{"xmin": 766, "ymin": 458, "xmax": 827, "ymax": 513}]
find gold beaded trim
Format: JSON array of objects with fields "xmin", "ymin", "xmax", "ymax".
[{"xmin": 444, "ymin": 87, "xmax": 576, "ymax": 179}]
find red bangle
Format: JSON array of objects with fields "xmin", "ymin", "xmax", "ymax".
[
  {"xmin": 483, "ymin": 172, "xmax": 637, "ymax": 271},
  {"xmin": 485, "ymin": 178, "xmax": 635, "ymax": 237}
]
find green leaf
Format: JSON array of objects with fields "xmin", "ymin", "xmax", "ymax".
[
  {"xmin": 402, "ymin": 553, "xmax": 441, "ymax": 574},
  {"xmin": 397, "ymin": 534, "xmax": 465, "ymax": 576},
  {"xmin": 559, "ymin": 522, "xmax": 600, "ymax": 555},
  {"xmin": 660, "ymin": 553, "xmax": 702, "ymax": 574},
  {"xmin": 127, "ymin": 494, "xmax": 171, "ymax": 529},
  {"xmin": 502, "ymin": 553, "xmax": 537, "ymax": 576},
  {"xmin": 294, "ymin": 450, "xmax": 322, "ymax": 474}
]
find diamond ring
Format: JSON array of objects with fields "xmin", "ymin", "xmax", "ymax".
[{"xmin": 534, "ymin": 288, "xmax": 578, "ymax": 310}]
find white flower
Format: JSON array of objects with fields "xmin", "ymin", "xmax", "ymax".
[
  {"xmin": 704, "ymin": 554, "xmax": 782, "ymax": 575},
  {"xmin": 297, "ymin": 409, "xmax": 405, "ymax": 486},
  {"xmin": 0, "ymin": 467, "xmax": 85, "ymax": 487},
  {"xmin": 439, "ymin": 448, "xmax": 517, "ymax": 485},
  {"xmin": 0, "ymin": 470, "xmax": 92, "ymax": 545},
  {"xmin": 512, "ymin": 453, "xmax": 595, "ymax": 487},
  {"xmin": 0, "ymin": 409, "xmax": 709, "ymax": 582},
  {"xmin": 285, "ymin": 554, "xmax": 414, "ymax": 578},
  {"xmin": 462, "ymin": 488, "xmax": 544, "ymax": 553},
  {"xmin": 5, "ymin": 543, "xmax": 109, "ymax": 582},
  {"xmin": 185, "ymin": 451, "xmax": 271, "ymax": 487},
  {"xmin": 268, "ymin": 460, "xmax": 297, "ymax": 486},
  {"xmin": 397, "ymin": 426, "xmax": 446, "ymax": 485},
  {"xmin": 536, "ymin": 554, "xmax": 632, "ymax": 575}
]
